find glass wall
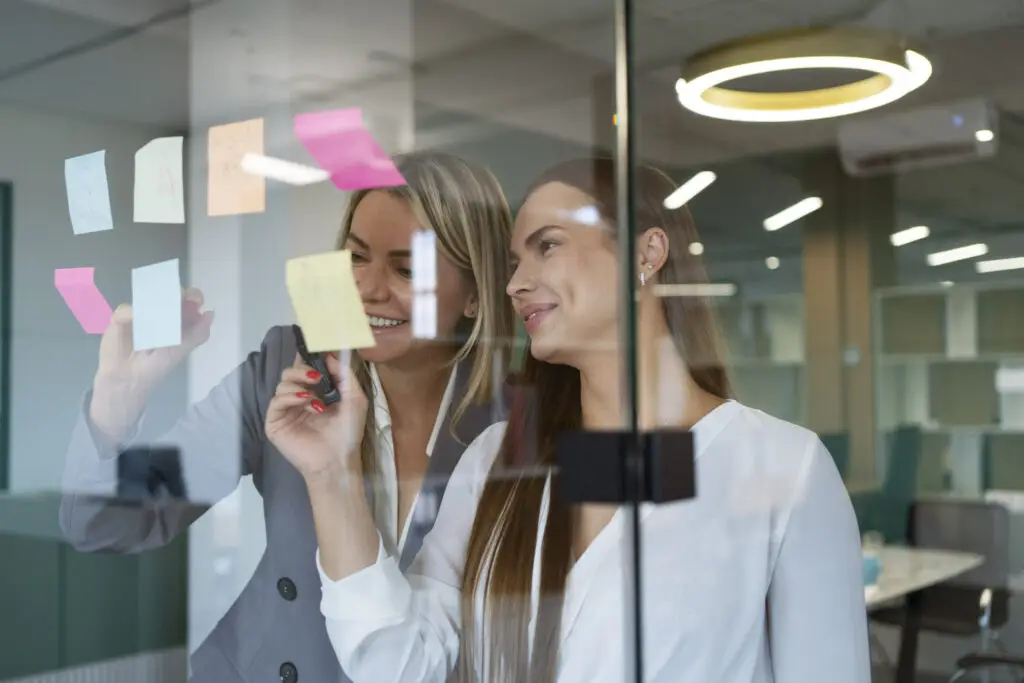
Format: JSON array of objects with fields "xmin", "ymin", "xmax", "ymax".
[{"xmin": 2, "ymin": 0, "xmax": 1024, "ymax": 681}]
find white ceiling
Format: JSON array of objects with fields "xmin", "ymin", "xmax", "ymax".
[{"xmin": 6, "ymin": 0, "xmax": 1024, "ymax": 292}]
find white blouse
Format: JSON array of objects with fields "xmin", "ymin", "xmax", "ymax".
[{"xmin": 317, "ymin": 401, "xmax": 871, "ymax": 683}]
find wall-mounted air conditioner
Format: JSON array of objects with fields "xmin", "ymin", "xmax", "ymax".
[{"xmin": 838, "ymin": 98, "xmax": 997, "ymax": 177}]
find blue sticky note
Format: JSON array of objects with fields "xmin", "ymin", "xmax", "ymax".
[
  {"xmin": 65, "ymin": 150, "xmax": 114, "ymax": 235},
  {"xmin": 131, "ymin": 258, "xmax": 181, "ymax": 350}
]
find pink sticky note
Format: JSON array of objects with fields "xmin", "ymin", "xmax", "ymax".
[
  {"xmin": 55, "ymin": 267, "xmax": 113, "ymax": 334},
  {"xmin": 294, "ymin": 108, "xmax": 406, "ymax": 191}
]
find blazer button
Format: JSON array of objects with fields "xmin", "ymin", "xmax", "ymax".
[
  {"xmin": 277, "ymin": 578, "xmax": 297, "ymax": 601},
  {"xmin": 279, "ymin": 662, "xmax": 298, "ymax": 683}
]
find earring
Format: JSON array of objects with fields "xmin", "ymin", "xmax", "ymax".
[{"xmin": 639, "ymin": 263, "xmax": 652, "ymax": 286}]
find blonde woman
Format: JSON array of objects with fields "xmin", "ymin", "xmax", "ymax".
[{"xmin": 59, "ymin": 152, "xmax": 516, "ymax": 683}]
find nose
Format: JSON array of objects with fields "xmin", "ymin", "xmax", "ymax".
[
  {"xmin": 506, "ymin": 262, "xmax": 535, "ymax": 298},
  {"xmin": 356, "ymin": 261, "xmax": 389, "ymax": 302}
]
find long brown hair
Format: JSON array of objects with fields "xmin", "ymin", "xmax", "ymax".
[
  {"xmin": 459, "ymin": 158, "xmax": 731, "ymax": 683},
  {"xmin": 335, "ymin": 151, "xmax": 516, "ymax": 481}
]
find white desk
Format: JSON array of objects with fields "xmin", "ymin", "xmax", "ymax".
[{"xmin": 865, "ymin": 547, "xmax": 984, "ymax": 610}]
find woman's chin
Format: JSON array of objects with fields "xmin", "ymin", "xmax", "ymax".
[{"xmin": 357, "ymin": 341, "xmax": 410, "ymax": 365}]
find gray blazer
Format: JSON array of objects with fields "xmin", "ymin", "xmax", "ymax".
[{"xmin": 59, "ymin": 325, "xmax": 504, "ymax": 683}]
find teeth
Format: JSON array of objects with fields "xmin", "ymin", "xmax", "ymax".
[{"xmin": 368, "ymin": 315, "xmax": 407, "ymax": 328}]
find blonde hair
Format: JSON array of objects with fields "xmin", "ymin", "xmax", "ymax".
[{"xmin": 335, "ymin": 151, "xmax": 516, "ymax": 478}]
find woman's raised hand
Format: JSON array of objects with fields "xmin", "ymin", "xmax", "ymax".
[
  {"xmin": 265, "ymin": 352, "xmax": 369, "ymax": 483},
  {"xmin": 89, "ymin": 287, "xmax": 214, "ymax": 441}
]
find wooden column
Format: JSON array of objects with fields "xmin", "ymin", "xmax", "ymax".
[{"xmin": 803, "ymin": 153, "xmax": 895, "ymax": 485}]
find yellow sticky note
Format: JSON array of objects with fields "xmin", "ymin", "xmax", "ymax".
[
  {"xmin": 286, "ymin": 250, "xmax": 375, "ymax": 352},
  {"xmin": 208, "ymin": 118, "xmax": 265, "ymax": 216}
]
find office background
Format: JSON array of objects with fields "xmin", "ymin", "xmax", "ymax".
[{"xmin": 3, "ymin": 0, "xmax": 1024, "ymax": 681}]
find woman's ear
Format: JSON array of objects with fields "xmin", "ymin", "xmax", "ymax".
[
  {"xmin": 637, "ymin": 227, "xmax": 670, "ymax": 276},
  {"xmin": 464, "ymin": 294, "xmax": 479, "ymax": 319}
]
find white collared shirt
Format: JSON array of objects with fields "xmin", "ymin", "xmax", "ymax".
[
  {"xmin": 318, "ymin": 401, "xmax": 870, "ymax": 683},
  {"xmin": 367, "ymin": 363, "xmax": 458, "ymax": 558}
]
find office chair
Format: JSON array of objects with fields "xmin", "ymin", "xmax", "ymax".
[
  {"xmin": 854, "ymin": 425, "xmax": 922, "ymax": 544},
  {"xmin": 871, "ymin": 500, "xmax": 1014, "ymax": 681}
]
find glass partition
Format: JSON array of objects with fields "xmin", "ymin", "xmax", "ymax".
[{"xmin": 5, "ymin": 0, "xmax": 1024, "ymax": 681}]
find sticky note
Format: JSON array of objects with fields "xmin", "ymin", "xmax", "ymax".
[
  {"xmin": 293, "ymin": 108, "xmax": 406, "ymax": 191},
  {"xmin": 286, "ymin": 250, "xmax": 375, "ymax": 352},
  {"xmin": 412, "ymin": 230, "xmax": 437, "ymax": 291},
  {"xmin": 413, "ymin": 294, "xmax": 437, "ymax": 340},
  {"xmin": 131, "ymin": 258, "xmax": 182, "ymax": 350},
  {"xmin": 135, "ymin": 136, "xmax": 185, "ymax": 223},
  {"xmin": 208, "ymin": 118, "xmax": 265, "ymax": 216},
  {"xmin": 411, "ymin": 231, "xmax": 437, "ymax": 339},
  {"xmin": 65, "ymin": 151, "xmax": 113, "ymax": 235},
  {"xmin": 54, "ymin": 267, "xmax": 113, "ymax": 334}
]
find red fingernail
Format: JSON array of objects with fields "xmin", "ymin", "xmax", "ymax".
[
  {"xmin": 328, "ymin": 352, "xmax": 338, "ymax": 359},
  {"xmin": 306, "ymin": 370, "xmax": 321, "ymax": 380},
  {"xmin": 311, "ymin": 400, "xmax": 325, "ymax": 413},
  {"xmin": 295, "ymin": 391, "xmax": 311, "ymax": 399}
]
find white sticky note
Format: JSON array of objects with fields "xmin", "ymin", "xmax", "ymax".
[
  {"xmin": 65, "ymin": 150, "xmax": 113, "ymax": 235},
  {"xmin": 413, "ymin": 293, "xmax": 437, "ymax": 340},
  {"xmin": 134, "ymin": 137, "xmax": 185, "ymax": 223},
  {"xmin": 131, "ymin": 258, "xmax": 182, "ymax": 350},
  {"xmin": 412, "ymin": 230, "xmax": 437, "ymax": 291}
]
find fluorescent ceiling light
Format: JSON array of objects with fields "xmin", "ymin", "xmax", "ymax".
[
  {"xmin": 663, "ymin": 171, "xmax": 717, "ymax": 209},
  {"xmin": 241, "ymin": 153, "xmax": 329, "ymax": 185},
  {"xmin": 976, "ymin": 257, "xmax": 1024, "ymax": 274},
  {"xmin": 975, "ymin": 129, "xmax": 995, "ymax": 142},
  {"xmin": 653, "ymin": 283, "xmax": 736, "ymax": 297},
  {"xmin": 766, "ymin": 256, "xmax": 780, "ymax": 270},
  {"xmin": 763, "ymin": 196, "xmax": 823, "ymax": 231},
  {"xmin": 890, "ymin": 225, "xmax": 930, "ymax": 246},
  {"xmin": 926, "ymin": 243, "xmax": 988, "ymax": 266}
]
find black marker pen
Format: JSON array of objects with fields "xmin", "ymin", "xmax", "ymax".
[{"xmin": 292, "ymin": 324, "xmax": 341, "ymax": 405}]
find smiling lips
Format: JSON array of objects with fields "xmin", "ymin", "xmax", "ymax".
[
  {"xmin": 520, "ymin": 303, "xmax": 557, "ymax": 333},
  {"xmin": 367, "ymin": 315, "xmax": 407, "ymax": 331}
]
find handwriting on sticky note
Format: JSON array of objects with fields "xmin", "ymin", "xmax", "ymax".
[
  {"xmin": 55, "ymin": 267, "xmax": 113, "ymax": 334},
  {"xmin": 286, "ymin": 250, "xmax": 375, "ymax": 352},
  {"xmin": 132, "ymin": 258, "xmax": 182, "ymax": 350},
  {"xmin": 293, "ymin": 108, "xmax": 406, "ymax": 191},
  {"xmin": 208, "ymin": 118, "xmax": 265, "ymax": 216},
  {"xmin": 65, "ymin": 151, "xmax": 113, "ymax": 235},
  {"xmin": 135, "ymin": 136, "xmax": 185, "ymax": 223}
]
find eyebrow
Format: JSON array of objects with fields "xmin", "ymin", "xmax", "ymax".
[
  {"xmin": 512, "ymin": 225, "xmax": 560, "ymax": 261},
  {"xmin": 345, "ymin": 233, "xmax": 411, "ymax": 258}
]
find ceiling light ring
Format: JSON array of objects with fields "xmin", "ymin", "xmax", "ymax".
[{"xmin": 676, "ymin": 28, "xmax": 933, "ymax": 123}]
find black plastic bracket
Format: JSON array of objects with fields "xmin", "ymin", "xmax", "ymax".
[
  {"xmin": 555, "ymin": 429, "xmax": 695, "ymax": 504},
  {"xmin": 116, "ymin": 445, "xmax": 188, "ymax": 502}
]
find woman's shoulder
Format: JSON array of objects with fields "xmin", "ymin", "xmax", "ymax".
[
  {"xmin": 716, "ymin": 401, "xmax": 829, "ymax": 475},
  {"xmin": 727, "ymin": 402, "xmax": 821, "ymax": 447},
  {"xmin": 449, "ymin": 421, "xmax": 509, "ymax": 493}
]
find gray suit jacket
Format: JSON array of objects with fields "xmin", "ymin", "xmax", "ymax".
[{"xmin": 59, "ymin": 325, "xmax": 504, "ymax": 682}]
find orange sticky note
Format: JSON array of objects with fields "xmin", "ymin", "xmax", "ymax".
[{"xmin": 208, "ymin": 118, "xmax": 265, "ymax": 216}]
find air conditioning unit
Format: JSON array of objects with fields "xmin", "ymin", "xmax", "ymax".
[{"xmin": 838, "ymin": 98, "xmax": 997, "ymax": 177}]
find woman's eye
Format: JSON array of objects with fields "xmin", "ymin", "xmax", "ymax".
[
  {"xmin": 539, "ymin": 240, "xmax": 559, "ymax": 254},
  {"xmin": 351, "ymin": 252, "xmax": 369, "ymax": 263},
  {"xmin": 397, "ymin": 267, "xmax": 413, "ymax": 279}
]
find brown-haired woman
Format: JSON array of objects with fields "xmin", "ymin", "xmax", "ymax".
[{"xmin": 302, "ymin": 158, "xmax": 870, "ymax": 683}]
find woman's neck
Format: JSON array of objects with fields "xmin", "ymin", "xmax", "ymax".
[
  {"xmin": 577, "ymin": 299, "xmax": 723, "ymax": 431},
  {"xmin": 373, "ymin": 350, "xmax": 456, "ymax": 428}
]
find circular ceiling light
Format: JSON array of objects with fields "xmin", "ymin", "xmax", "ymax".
[{"xmin": 675, "ymin": 28, "xmax": 932, "ymax": 123}]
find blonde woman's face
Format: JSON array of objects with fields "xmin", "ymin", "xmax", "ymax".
[{"xmin": 344, "ymin": 191, "xmax": 476, "ymax": 365}]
